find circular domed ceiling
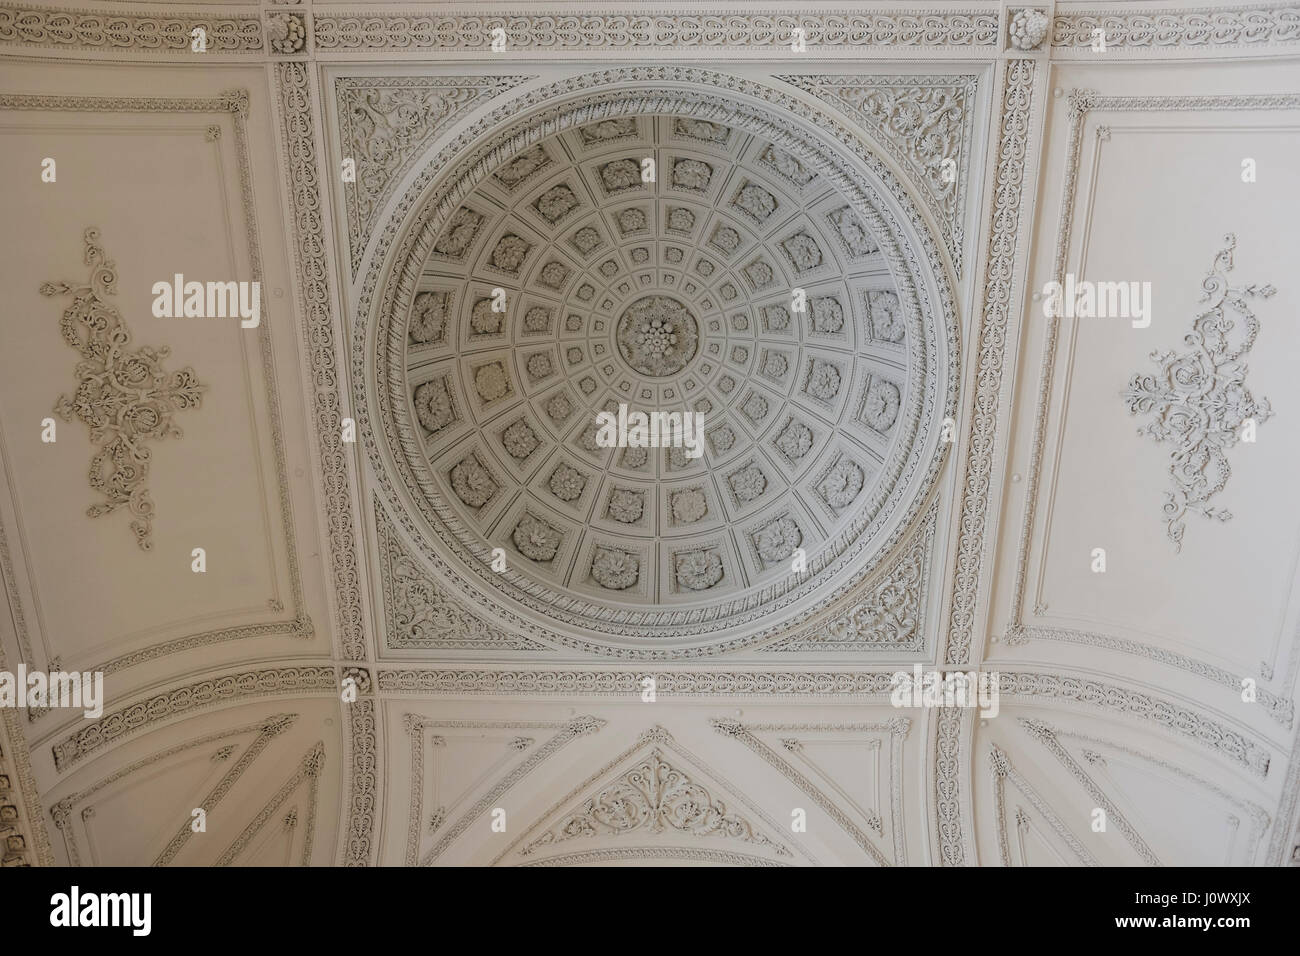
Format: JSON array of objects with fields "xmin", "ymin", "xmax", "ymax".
[{"xmin": 362, "ymin": 76, "xmax": 954, "ymax": 656}]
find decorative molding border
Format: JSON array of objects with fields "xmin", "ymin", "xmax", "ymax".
[
  {"xmin": 343, "ymin": 698, "xmax": 375, "ymax": 867},
  {"xmin": 945, "ymin": 57, "xmax": 1035, "ymax": 669},
  {"xmin": 1007, "ymin": 624, "xmax": 1293, "ymax": 727},
  {"xmin": 275, "ymin": 63, "xmax": 365, "ymax": 663},
  {"xmin": 0, "ymin": 691, "xmax": 51, "ymax": 865},
  {"xmin": 934, "ymin": 705, "xmax": 966, "ymax": 865},
  {"xmin": 50, "ymin": 666, "xmax": 334, "ymax": 771},
  {"xmin": 1052, "ymin": 5, "xmax": 1300, "ymax": 51},
  {"xmin": 4, "ymin": 5, "xmax": 1291, "ymax": 60},
  {"xmin": 936, "ymin": 56, "xmax": 1038, "ymax": 868},
  {"xmin": 377, "ymin": 668, "xmax": 898, "ymax": 697},
  {"xmin": 519, "ymin": 845, "xmax": 789, "ymax": 867},
  {"xmin": 997, "ymin": 670, "xmax": 1272, "ymax": 776},
  {"xmin": 313, "ymin": 12, "xmax": 1002, "ymax": 52},
  {"xmin": 0, "ymin": 3, "xmax": 263, "ymax": 53}
]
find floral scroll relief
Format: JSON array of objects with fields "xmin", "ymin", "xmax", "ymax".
[
  {"xmin": 336, "ymin": 77, "xmax": 527, "ymax": 273},
  {"xmin": 521, "ymin": 748, "xmax": 786, "ymax": 856},
  {"xmin": 42, "ymin": 229, "xmax": 206, "ymax": 550},
  {"xmin": 1122, "ymin": 234, "xmax": 1275, "ymax": 551}
]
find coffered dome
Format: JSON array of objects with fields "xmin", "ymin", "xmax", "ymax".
[{"xmin": 362, "ymin": 74, "xmax": 956, "ymax": 656}]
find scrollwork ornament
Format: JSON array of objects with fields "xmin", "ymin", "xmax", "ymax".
[
  {"xmin": 1123, "ymin": 234, "xmax": 1275, "ymax": 550},
  {"xmin": 0, "ymin": 6, "xmax": 263, "ymax": 52},
  {"xmin": 44, "ymin": 229, "xmax": 206, "ymax": 551},
  {"xmin": 338, "ymin": 77, "xmax": 528, "ymax": 273},
  {"xmin": 522, "ymin": 748, "xmax": 785, "ymax": 856},
  {"xmin": 1051, "ymin": 9, "xmax": 1300, "ymax": 50},
  {"xmin": 314, "ymin": 13, "xmax": 1001, "ymax": 52},
  {"xmin": 778, "ymin": 75, "xmax": 977, "ymax": 271}
]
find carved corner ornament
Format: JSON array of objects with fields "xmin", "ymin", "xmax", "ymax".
[
  {"xmin": 1008, "ymin": 8, "xmax": 1050, "ymax": 51},
  {"xmin": 266, "ymin": 11, "xmax": 309, "ymax": 54},
  {"xmin": 1123, "ymin": 234, "xmax": 1275, "ymax": 551},
  {"xmin": 42, "ymin": 229, "xmax": 206, "ymax": 551}
]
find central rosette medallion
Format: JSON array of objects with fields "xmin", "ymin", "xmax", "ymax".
[{"xmin": 616, "ymin": 295, "xmax": 699, "ymax": 377}]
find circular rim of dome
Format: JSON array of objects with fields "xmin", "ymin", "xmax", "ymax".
[{"xmin": 355, "ymin": 67, "xmax": 959, "ymax": 658}]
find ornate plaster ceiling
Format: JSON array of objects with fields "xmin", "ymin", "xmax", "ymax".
[
  {"xmin": 361, "ymin": 78, "xmax": 956, "ymax": 656},
  {"xmin": 1, "ymin": 0, "xmax": 1299, "ymax": 877}
]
